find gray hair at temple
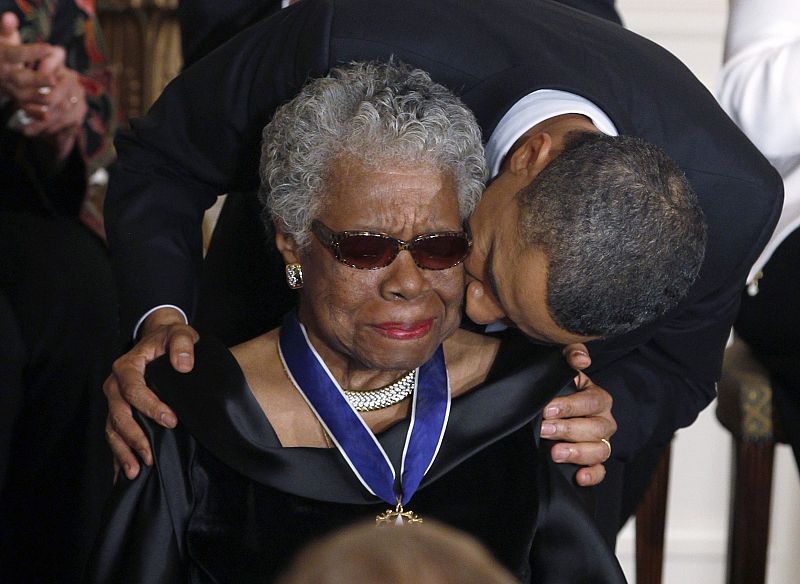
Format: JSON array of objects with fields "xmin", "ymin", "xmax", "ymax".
[
  {"xmin": 518, "ymin": 132, "xmax": 707, "ymax": 337},
  {"xmin": 259, "ymin": 60, "xmax": 487, "ymax": 246}
]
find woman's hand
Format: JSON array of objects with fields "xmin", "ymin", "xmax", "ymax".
[
  {"xmin": 542, "ymin": 343, "xmax": 617, "ymax": 486},
  {"xmin": 1, "ymin": 12, "xmax": 63, "ymax": 102},
  {"xmin": 18, "ymin": 66, "xmax": 87, "ymax": 158},
  {"xmin": 0, "ymin": 41, "xmax": 62, "ymax": 103},
  {"xmin": 1, "ymin": 11, "xmax": 86, "ymax": 160},
  {"xmin": 103, "ymin": 308, "xmax": 199, "ymax": 480}
]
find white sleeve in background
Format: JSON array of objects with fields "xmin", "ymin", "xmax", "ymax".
[
  {"xmin": 718, "ymin": 0, "xmax": 800, "ymax": 158},
  {"xmin": 718, "ymin": 0, "xmax": 800, "ymax": 283}
]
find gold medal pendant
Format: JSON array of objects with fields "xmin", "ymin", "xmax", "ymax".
[{"xmin": 376, "ymin": 497, "xmax": 423, "ymax": 527}]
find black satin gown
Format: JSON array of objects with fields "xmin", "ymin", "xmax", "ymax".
[{"xmin": 86, "ymin": 336, "xmax": 626, "ymax": 583}]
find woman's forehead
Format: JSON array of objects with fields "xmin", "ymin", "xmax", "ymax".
[{"xmin": 320, "ymin": 160, "xmax": 461, "ymax": 227}]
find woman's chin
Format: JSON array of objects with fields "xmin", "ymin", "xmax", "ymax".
[{"xmin": 359, "ymin": 335, "xmax": 443, "ymax": 372}]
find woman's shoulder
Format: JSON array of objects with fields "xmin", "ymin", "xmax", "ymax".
[
  {"xmin": 444, "ymin": 327, "xmax": 572, "ymax": 397},
  {"xmin": 228, "ymin": 330, "xmax": 295, "ymax": 410},
  {"xmin": 231, "ymin": 328, "xmax": 332, "ymax": 447},
  {"xmin": 443, "ymin": 327, "xmax": 500, "ymax": 354},
  {"xmin": 229, "ymin": 330, "xmax": 278, "ymax": 378},
  {"xmin": 443, "ymin": 329, "xmax": 500, "ymax": 397}
]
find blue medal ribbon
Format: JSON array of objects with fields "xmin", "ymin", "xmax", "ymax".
[{"xmin": 279, "ymin": 312, "xmax": 450, "ymax": 506}]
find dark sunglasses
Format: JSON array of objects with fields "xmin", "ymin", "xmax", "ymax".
[{"xmin": 311, "ymin": 220, "xmax": 472, "ymax": 270}]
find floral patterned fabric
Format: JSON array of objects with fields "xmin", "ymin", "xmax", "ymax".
[{"xmin": 1, "ymin": 0, "xmax": 114, "ymax": 237}]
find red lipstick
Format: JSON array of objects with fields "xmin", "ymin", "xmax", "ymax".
[{"xmin": 374, "ymin": 319, "xmax": 433, "ymax": 340}]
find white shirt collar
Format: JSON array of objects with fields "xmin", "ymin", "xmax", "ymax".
[{"xmin": 485, "ymin": 89, "xmax": 618, "ymax": 177}]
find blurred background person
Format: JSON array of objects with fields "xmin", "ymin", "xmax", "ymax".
[
  {"xmin": 718, "ymin": 0, "xmax": 800, "ymax": 471},
  {"xmin": 277, "ymin": 520, "xmax": 518, "ymax": 584},
  {"xmin": 0, "ymin": 1, "xmax": 117, "ymax": 581}
]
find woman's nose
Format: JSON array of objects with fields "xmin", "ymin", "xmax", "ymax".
[{"xmin": 381, "ymin": 250, "xmax": 431, "ymax": 300}]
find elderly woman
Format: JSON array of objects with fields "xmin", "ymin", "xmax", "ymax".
[{"xmin": 87, "ymin": 62, "xmax": 624, "ymax": 583}]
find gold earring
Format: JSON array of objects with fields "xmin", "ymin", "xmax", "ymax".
[{"xmin": 285, "ymin": 263, "xmax": 303, "ymax": 289}]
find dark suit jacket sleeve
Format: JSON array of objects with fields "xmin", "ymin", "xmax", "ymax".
[
  {"xmin": 105, "ymin": 2, "xmax": 333, "ymax": 334},
  {"xmin": 85, "ymin": 416, "xmax": 194, "ymax": 583},
  {"xmin": 589, "ymin": 328, "xmax": 729, "ymax": 463},
  {"xmin": 178, "ymin": 0, "xmax": 283, "ymax": 67}
]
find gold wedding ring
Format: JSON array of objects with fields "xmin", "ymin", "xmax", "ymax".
[{"xmin": 600, "ymin": 438, "xmax": 612, "ymax": 461}]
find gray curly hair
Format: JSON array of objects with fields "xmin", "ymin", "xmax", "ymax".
[{"xmin": 258, "ymin": 61, "xmax": 487, "ymax": 247}]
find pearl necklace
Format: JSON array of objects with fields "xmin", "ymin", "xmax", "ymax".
[{"xmin": 342, "ymin": 369, "xmax": 417, "ymax": 412}]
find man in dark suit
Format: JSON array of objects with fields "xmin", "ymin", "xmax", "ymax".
[{"xmin": 102, "ymin": 0, "xmax": 782, "ymax": 543}]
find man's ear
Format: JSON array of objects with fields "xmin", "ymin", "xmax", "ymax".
[
  {"xmin": 274, "ymin": 222, "xmax": 301, "ymax": 264},
  {"xmin": 507, "ymin": 132, "xmax": 554, "ymax": 181}
]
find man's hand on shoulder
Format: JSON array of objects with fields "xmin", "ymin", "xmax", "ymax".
[
  {"xmin": 103, "ymin": 307, "xmax": 199, "ymax": 480},
  {"xmin": 545, "ymin": 344, "xmax": 617, "ymax": 487}
]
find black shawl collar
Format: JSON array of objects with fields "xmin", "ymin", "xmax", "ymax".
[{"xmin": 146, "ymin": 334, "xmax": 573, "ymax": 504}]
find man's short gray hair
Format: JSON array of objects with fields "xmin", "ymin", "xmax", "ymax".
[
  {"xmin": 259, "ymin": 61, "xmax": 486, "ymax": 246},
  {"xmin": 518, "ymin": 131, "xmax": 707, "ymax": 337}
]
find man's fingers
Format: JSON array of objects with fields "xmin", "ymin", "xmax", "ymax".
[
  {"xmin": 562, "ymin": 343, "xmax": 591, "ymax": 370},
  {"xmin": 101, "ymin": 322, "xmax": 200, "ymax": 482},
  {"xmin": 166, "ymin": 326, "xmax": 200, "ymax": 373},
  {"xmin": 103, "ymin": 321, "xmax": 198, "ymax": 433},
  {"xmin": 104, "ymin": 374, "xmax": 157, "ymax": 462},
  {"xmin": 103, "ymin": 374, "xmax": 150, "ymax": 477},
  {"xmin": 116, "ymin": 374, "xmax": 177, "ymax": 428},
  {"xmin": 110, "ymin": 345, "xmax": 178, "ymax": 427},
  {"xmin": 575, "ymin": 463, "xmax": 607, "ymax": 487},
  {"xmin": 540, "ymin": 415, "xmax": 615, "ymax": 444},
  {"xmin": 108, "ymin": 405, "xmax": 156, "ymax": 465},
  {"xmin": 544, "ymin": 384, "xmax": 612, "ymax": 420},
  {"xmin": 549, "ymin": 440, "xmax": 612, "ymax": 466},
  {"xmin": 105, "ymin": 424, "xmax": 142, "ymax": 480},
  {"xmin": 544, "ymin": 363, "xmax": 614, "ymax": 488}
]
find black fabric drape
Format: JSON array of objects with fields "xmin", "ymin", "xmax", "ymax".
[{"xmin": 87, "ymin": 336, "xmax": 626, "ymax": 583}]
